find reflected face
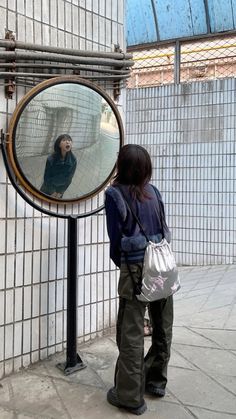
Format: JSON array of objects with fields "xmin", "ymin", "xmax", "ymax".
[
  {"xmin": 59, "ymin": 137, "xmax": 73, "ymax": 154},
  {"xmin": 9, "ymin": 79, "xmax": 123, "ymax": 202}
]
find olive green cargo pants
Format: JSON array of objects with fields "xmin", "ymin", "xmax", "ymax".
[{"xmin": 114, "ymin": 263, "xmax": 173, "ymax": 408}]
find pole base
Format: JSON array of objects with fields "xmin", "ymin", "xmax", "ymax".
[{"xmin": 57, "ymin": 354, "xmax": 87, "ymax": 376}]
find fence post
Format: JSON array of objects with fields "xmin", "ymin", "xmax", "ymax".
[{"xmin": 174, "ymin": 40, "xmax": 181, "ymax": 84}]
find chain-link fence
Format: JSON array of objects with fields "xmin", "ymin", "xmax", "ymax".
[
  {"xmin": 126, "ymin": 32, "xmax": 236, "ymax": 266},
  {"xmin": 127, "ymin": 34, "xmax": 236, "ymax": 88}
]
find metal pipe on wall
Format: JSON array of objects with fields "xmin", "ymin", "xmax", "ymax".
[
  {"xmin": 0, "ymin": 72, "xmax": 130, "ymax": 80},
  {"xmin": 0, "ymin": 51, "xmax": 134, "ymax": 68},
  {"xmin": 0, "ymin": 36, "xmax": 133, "ymax": 97},
  {"xmin": 0, "ymin": 62, "xmax": 130, "ymax": 75},
  {"xmin": 0, "ymin": 39, "xmax": 133, "ymax": 60}
]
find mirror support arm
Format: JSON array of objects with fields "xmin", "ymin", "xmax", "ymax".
[{"xmin": 57, "ymin": 216, "xmax": 87, "ymax": 375}]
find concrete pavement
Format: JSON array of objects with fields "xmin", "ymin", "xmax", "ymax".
[{"xmin": 0, "ymin": 265, "xmax": 235, "ymax": 418}]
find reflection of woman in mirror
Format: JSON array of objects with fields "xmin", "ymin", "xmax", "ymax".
[{"xmin": 40, "ymin": 134, "xmax": 77, "ymax": 198}]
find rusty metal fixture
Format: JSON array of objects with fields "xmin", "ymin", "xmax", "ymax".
[
  {"xmin": 4, "ymin": 30, "xmax": 16, "ymax": 99},
  {"xmin": 0, "ymin": 34, "xmax": 134, "ymax": 99},
  {"xmin": 113, "ymin": 45, "xmax": 123, "ymax": 100}
]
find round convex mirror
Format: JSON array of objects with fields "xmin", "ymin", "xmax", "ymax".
[{"xmin": 7, "ymin": 77, "xmax": 123, "ymax": 203}]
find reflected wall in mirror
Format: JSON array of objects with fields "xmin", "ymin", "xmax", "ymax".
[{"xmin": 10, "ymin": 78, "xmax": 123, "ymax": 202}]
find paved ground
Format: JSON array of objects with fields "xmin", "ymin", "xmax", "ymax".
[{"xmin": 0, "ymin": 265, "xmax": 235, "ymax": 418}]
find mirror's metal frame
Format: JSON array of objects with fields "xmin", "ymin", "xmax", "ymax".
[
  {"xmin": 1, "ymin": 76, "xmax": 124, "ymax": 375},
  {"xmin": 7, "ymin": 75, "xmax": 124, "ymax": 204}
]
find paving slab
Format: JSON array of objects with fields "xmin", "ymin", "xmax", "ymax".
[
  {"xmin": 27, "ymin": 353, "xmax": 105, "ymax": 389},
  {"xmin": 183, "ymin": 286, "xmax": 216, "ymax": 298},
  {"xmin": 172, "ymin": 326, "xmax": 221, "ymax": 348},
  {"xmin": 189, "ymin": 406, "xmax": 236, "ymax": 419},
  {"xmin": 173, "ymin": 343, "xmax": 236, "ymax": 376},
  {"xmin": 224, "ymin": 306, "xmax": 236, "ymax": 329},
  {"xmin": 0, "ymin": 407, "xmax": 15, "ymax": 419},
  {"xmin": 0, "ymin": 373, "xmax": 68, "ymax": 418},
  {"xmin": 191, "ymin": 328, "xmax": 236, "ymax": 350},
  {"xmin": 139, "ymin": 399, "xmax": 195, "ymax": 418},
  {"xmin": 50, "ymin": 380, "xmax": 126, "ymax": 419},
  {"xmin": 167, "ymin": 367, "xmax": 236, "ymax": 414},
  {"xmin": 176, "ymin": 305, "xmax": 234, "ymax": 329},
  {"xmin": 209, "ymin": 373, "xmax": 236, "ymax": 394},
  {"xmin": 169, "ymin": 348, "xmax": 196, "ymax": 371}
]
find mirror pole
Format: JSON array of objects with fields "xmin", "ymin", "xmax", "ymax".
[{"xmin": 57, "ymin": 215, "xmax": 86, "ymax": 375}]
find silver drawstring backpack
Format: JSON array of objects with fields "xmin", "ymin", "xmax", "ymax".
[{"xmin": 119, "ymin": 187, "xmax": 180, "ymax": 302}]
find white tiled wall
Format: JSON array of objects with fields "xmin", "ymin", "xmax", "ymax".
[
  {"xmin": 126, "ymin": 79, "xmax": 236, "ymax": 265},
  {"xmin": 0, "ymin": 0, "xmax": 124, "ymax": 377}
]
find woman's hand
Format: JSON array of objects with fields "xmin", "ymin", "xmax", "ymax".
[{"xmin": 51, "ymin": 192, "xmax": 63, "ymax": 198}]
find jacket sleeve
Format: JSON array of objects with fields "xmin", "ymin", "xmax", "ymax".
[{"xmin": 105, "ymin": 191, "xmax": 124, "ymax": 268}]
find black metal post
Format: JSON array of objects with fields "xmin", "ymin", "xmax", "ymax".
[
  {"xmin": 57, "ymin": 216, "xmax": 86, "ymax": 375},
  {"xmin": 67, "ymin": 215, "xmax": 78, "ymax": 366}
]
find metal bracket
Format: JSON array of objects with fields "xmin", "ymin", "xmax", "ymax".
[
  {"xmin": 0, "ymin": 129, "xmax": 4, "ymax": 144},
  {"xmin": 0, "ymin": 130, "xmax": 10, "ymax": 144},
  {"xmin": 113, "ymin": 44, "xmax": 122, "ymax": 100},
  {"xmin": 57, "ymin": 354, "xmax": 86, "ymax": 376},
  {"xmin": 5, "ymin": 30, "xmax": 16, "ymax": 99}
]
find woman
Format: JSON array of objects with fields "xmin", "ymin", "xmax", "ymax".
[
  {"xmin": 105, "ymin": 144, "xmax": 173, "ymax": 415},
  {"xmin": 40, "ymin": 134, "xmax": 77, "ymax": 198}
]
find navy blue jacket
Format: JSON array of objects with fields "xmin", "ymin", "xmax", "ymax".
[
  {"xmin": 105, "ymin": 183, "xmax": 171, "ymax": 267},
  {"xmin": 40, "ymin": 152, "xmax": 77, "ymax": 196}
]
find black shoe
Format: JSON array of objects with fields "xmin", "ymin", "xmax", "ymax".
[
  {"xmin": 107, "ymin": 387, "xmax": 147, "ymax": 415},
  {"xmin": 145, "ymin": 383, "xmax": 165, "ymax": 397}
]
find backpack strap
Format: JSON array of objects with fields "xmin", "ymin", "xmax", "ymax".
[
  {"xmin": 116, "ymin": 186, "xmax": 150, "ymax": 242},
  {"xmin": 151, "ymin": 185, "xmax": 171, "ymax": 242},
  {"xmin": 116, "ymin": 184, "xmax": 166, "ymax": 240},
  {"xmin": 114, "ymin": 185, "xmax": 144, "ymax": 296}
]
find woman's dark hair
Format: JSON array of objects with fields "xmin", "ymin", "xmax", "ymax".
[
  {"xmin": 54, "ymin": 134, "xmax": 72, "ymax": 154},
  {"xmin": 113, "ymin": 144, "xmax": 152, "ymax": 200}
]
